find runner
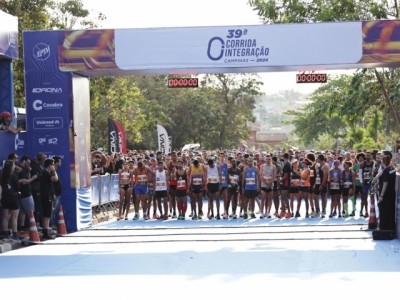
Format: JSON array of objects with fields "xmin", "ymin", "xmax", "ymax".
[
  {"xmin": 227, "ymin": 159, "xmax": 241, "ymax": 219},
  {"xmin": 359, "ymin": 151, "xmax": 374, "ymax": 218},
  {"xmin": 306, "ymin": 153, "xmax": 317, "ymax": 216},
  {"xmin": 133, "ymin": 160, "xmax": 153, "ymax": 220},
  {"xmin": 206, "ymin": 157, "xmax": 222, "ymax": 219},
  {"xmin": 154, "ymin": 160, "xmax": 169, "ymax": 220},
  {"xmin": 188, "ymin": 158, "xmax": 206, "ymax": 220},
  {"xmin": 278, "ymin": 152, "xmax": 291, "ymax": 218},
  {"xmin": 175, "ymin": 159, "xmax": 188, "ymax": 220},
  {"xmin": 242, "ymin": 158, "xmax": 260, "ymax": 219},
  {"xmin": 313, "ymin": 154, "xmax": 329, "ymax": 218},
  {"xmin": 271, "ymin": 155, "xmax": 282, "ymax": 217},
  {"xmin": 147, "ymin": 158, "xmax": 158, "ymax": 219},
  {"xmin": 117, "ymin": 160, "xmax": 134, "ymax": 220},
  {"xmin": 259, "ymin": 154, "xmax": 276, "ymax": 218},
  {"xmin": 341, "ymin": 160, "xmax": 355, "ymax": 218},
  {"xmin": 289, "ymin": 159, "xmax": 301, "ymax": 218},
  {"xmin": 296, "ymin": 158, "xmax": 311, "ymax": 218},
  {"xmin": 329, "ymin": 160, "xmax": 342, "ymax": 217},
  {"xmin": 218, "ymin": 152, "xmax": 229, "ymax": 219},
  {"xmin": 168, "ymin": 152, "xmax": 179, "ymax": 218}
]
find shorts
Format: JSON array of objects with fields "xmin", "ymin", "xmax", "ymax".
[
  {"xmin": 19, "ymin": 195, "xmax": 35, "ymax": 213},
  {"xmin": 41, "ymin": 195, "xmax": 53, "ymax": 218},
  {"xmin": 120, "ymin": 184, "xmax": 130, "ymax": 191},
  {"xmin": 175, "ymin": 189, "xmax": 187, "ymax": 197},
  {"xmin": 313, "ymin": 184, "xmax": 327, "ymax": 196},
  {"xmin": 134, "ymin": 184, "xmax": 148, "ymax": 195},
  {"xmin": 155, "ymin": 190, "xmax": 168, "ymax": 198},
  {"xmin": 220, "ymin": 186, "xmax": 228, "ymax": 194},
  {"xmin": 1, "ymin": 193, "xmax": 20, "ymax": 210},
  {"xmin": 362, "ymin": 183, "xmax": 371, "ymax": 194},
  {"xmin": 272, "ymin": 181, "xmax": 279, "ymax": 191},
  {"xmin": 207, "ymin": 183, "xmax": 220, "ymax": 194},
  {"xmin": 261, "ymin": 187, "xmax": 272, "ymax": 193},
  {"xmin": 191, "ymin": 186, "xmax": 203, "ymax": 194},
  {"xmin": 148, "ymin": 189, "xmax": 155, "ymax": 197},
  {"xmin": 289, "ymin": 187, "xmax": 299, "ymax": 194},
  {"xmin": 299, "ymin": 186, "xmax": 311, "ymax": 193},
  {"xmin": 354, "ymin": 185, "xmax": 362, "ymax": 195},
  {"xmin": 341, "ymin": 188, "xmax": 351, "ymax": 197},
  {"xmin": 329, "ymin": 189, "xmax": 342, "ymax": 196},
  {"xmin": 244, "ymin": 189, "xmax": 258, "ymax": 198}
]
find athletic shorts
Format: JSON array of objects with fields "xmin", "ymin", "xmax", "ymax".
[
  {"xmin": 289, "ymin": 187, "xmax": 299, "ymax": 194},
  {"xmin": 261, "ymin": 187, "xmax": 272, "ymax": 193},
  {"xmin": 299, "ymin": 186, "xmax": 311, "ymax": 193},
  {"xmin": 362, "ymin": 183, "xmax": 371, "ymax": 194},
  {"xmin": 134, "ymin": 184, "xmax": 148, "ymax": 195},
  {"xmin": 191, "ymin": 186, "xmax": 203, "ymax": 194},
  {"xmin": 244, "ymin": 189, "xmax": 258, "ymax": 198},
  {"xmin": 207, "ymin": 183, "xmax": 220, "ymax": 194},
  {"xmin": 120, "ymin": 184, "xmax": 130, "ymax": 191},
  {"xmin": 313, "ymin": 184, "xmax": 327, "ymax": 196},
  {"xmin": 175, "ymin": 189, "xmax": 187, "ymax": 197},
  {"xmin": 155, "ymin": 190, "xmax": 168, "ymax": 198},
  {"xmin": 341, "ymin": 188, "xmax": 352, "ymax": 197},
  {"xmin": 354, "ymin": 185, "xmax": 362, "ymax": 195},
  {"xmin": 329, "ymin": 189, "xmax": 342, "ymax": 196}
]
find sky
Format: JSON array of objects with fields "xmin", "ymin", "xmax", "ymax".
[
  {"xmin": 80, "ymin": 0, "xmax": 350, "ymax": 95},
  {"xmin": 1, "ymin": 201, "xmax": 400, "ymax": 299}
]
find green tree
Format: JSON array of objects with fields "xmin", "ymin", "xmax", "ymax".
[
  {"xmin": 249, "ymin": 0, "xmax": 400, "ymax": 147},
  {"xmin": 202, "ymin": 74, "xmax": 263, "ymax": 149}
]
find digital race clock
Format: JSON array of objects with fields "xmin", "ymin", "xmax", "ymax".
[
  {"xmin": 167, "ymin": 77, "xmax": 199, "ymax": 88},
  {"xmin": 296, "ymin": 73, "xmax": 327, "ymax": 83}
]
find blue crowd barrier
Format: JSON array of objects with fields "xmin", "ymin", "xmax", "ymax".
[{"xmin": 90, "ymin": 173, "xmax": 120, "ymax": 209}]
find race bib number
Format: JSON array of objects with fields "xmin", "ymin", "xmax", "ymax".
[
  {"xmin": 291, "ymin": 179, "xmax": 300, "ymax": 187},
  {"xmin": 193, "ymin": 177, "xmax": 203, "ymax": 185},
  {"xmin": 315, "ymin": 177, "xmax": 321, "ymax": 185},
  {"xmin": 229, "ymin": 175, "xmax": 239, "ymax": 184},
  {"xmin": 156, "ymin": 181, "xmax": 166, "ymax": 187},
  {"xmin": 245, "ymin": 178, "xmax": 255, "ymax": 185},
  {"xmin": 330, "ymin": 182, "xmax": 340, "ymax": 189},
  {"xmin": 207, "ymin": 176, "xmax": 219, "ymax": 183},
  {"xmin": 343, "ymin": 181, "xmax": 352, "ymax": 188},
  {"xmin": 177, "ymin": 180, "xmax": 186, "ymax": 188}
]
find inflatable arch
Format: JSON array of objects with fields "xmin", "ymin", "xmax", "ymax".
[{"xmin": 3, "ymin": 17, "xmax": 400, "ymax": 232}]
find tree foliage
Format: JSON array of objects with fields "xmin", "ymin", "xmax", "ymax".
[{"xmin": 249, "ymin": 0, "xmax": 400, "ymax": 150}]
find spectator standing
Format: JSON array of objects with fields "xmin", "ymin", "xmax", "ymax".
[
  {"xmin": 40, "ymin": 158, "xmax": 58, "ymax": 239},
  {"xmin": 51, "ymin": 156, "xmax": 62, "ymax": 227},
  {"xmin": 0, "ymin": 160, "xmax": 21, "ymax": 240},
  {"xmin": 30, "ymin": 152, "xmax": 46, "ymax": 228},
  {"xmin": 378, "ymin": 155, "xmax": 397, "ymax": 232},
  {"xmin": 17, "ymin": 155, "xmax": 37, "ymax": 230}
]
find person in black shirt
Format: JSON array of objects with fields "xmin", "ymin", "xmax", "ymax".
[
  {"xmin": 30, "ymin": 152, "xmax": 46, "ymax": 228},
  {"xmin": 40, "ymin": 158, "xmax": 58, "ymax": 239},
  {"xmin": 378, "ymin": 155, "xmax": 397, "ymax": 232},
  {"xmin": 51, "ymin": 156, "xmax": 63, "ymax": 227},
  {"xmin": 0, "ymin": 160, "xmax": 21, "ymax": 240},
  {"xmin": 18, "ymin": 155, "xmax": 37, "ymax": 230}
]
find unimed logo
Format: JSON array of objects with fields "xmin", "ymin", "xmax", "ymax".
[{"xmin": 33, "ymin": 43, "xmax": 50, "ymax": 61}]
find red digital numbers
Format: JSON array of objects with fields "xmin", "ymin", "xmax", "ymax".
[
  {"xmin": 167, "ymin": 77, "xmax": 199, "ymax": 88},
  {"xmin": 296, "ymin": 73, "xmax": 327, "ymax": 83}
]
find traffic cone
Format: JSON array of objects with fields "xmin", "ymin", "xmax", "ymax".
[
  {"xmin": 368, "ymin": 195, "xmax": 378, "ymax": 230},
  {"xmin": 28, "ymin": 210, "xmax": 41, "ymax": 244},
  {"xmin": 57, "ymin": 205, "xmax": 67, "ymax": 236}
]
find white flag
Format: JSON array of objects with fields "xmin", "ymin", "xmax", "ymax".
[{"xmin": 157, "ymin": 124, "xmax": 170, "ymax": 154}]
